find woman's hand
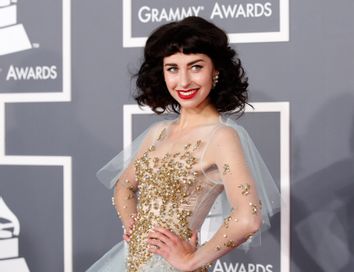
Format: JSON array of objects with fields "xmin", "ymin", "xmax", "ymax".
[
  {"xmin": 147, "ymin": 227, "xmax": 198, "ymax": 271},
  {"xmin": 122, "ymin": 213, "xmax": 136, "ymax": 242}
]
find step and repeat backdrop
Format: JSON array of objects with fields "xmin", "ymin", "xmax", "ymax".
[{"xmin": 0, "ymin": 0, "xmax": 353, "ymax": 272}]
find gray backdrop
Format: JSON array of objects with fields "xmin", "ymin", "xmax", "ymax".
[{"xmin": 0, "ymin": 0, "xmax": 353, "ymax": 271}]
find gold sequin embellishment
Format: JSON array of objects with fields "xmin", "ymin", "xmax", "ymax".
[
  {"xmin": 223, "ymin": 164, "xmax": 231, "ymax": 175},
  {"xmin": 249, "ymin": 202, "xmax": 258, "ymax": 215},
  {"xmin": 224, "ymin": 215, "xmax": 232, "ymax": 229},
  {"xmin": 127, "ymin": 138, "xmax": 203, "ymax": 272},
  {"xmin": 224, "ymin": 240, "xmax": 237, "ymax": 248},
  {"xmin": 238, "ymin": 183, "xmax": 251, "ymax": 196}
]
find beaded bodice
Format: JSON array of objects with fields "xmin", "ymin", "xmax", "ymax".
[
  {"xmin": 95, "ymin": 117, "xmax": 280, "ymax": 272},
  {"xmin": 127, "ymin": 124, "xmax": 223, "ymax": 272}
]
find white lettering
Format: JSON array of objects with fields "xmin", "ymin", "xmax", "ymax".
[
  {"xmin": 256, "ymin": 264, "xmax": 266, "ymax": 272},
  {"xmin": 210, "ymin": 3, "xmax": 273, "ymax": 19},
  {"xmin": 255, "ymin": 3, "xmax": 264, "ymax": 17},
  {"xmin": 222, "ymin": 4, "xmax": 238, "ymax": 18},
  {"xmin": 6, "ymin": 65, "xmax": 58, "ymax": 80},
  {"xmin": 27, "ymin": 67, "xmax": 35, "ymax": 79},
  {"xmin": 246, "ymin": 4, "xmax": 254, "ymax": 17},
  {"xmin": 36, "ymin": 66, "xmax": 43, "ymax": 79},
  {"xmin": 248, "ymin": 263, "xmax": 256, "ymax": 272},
  {"xmin": 239, "ymin": 263, "xmax": 247, "ymax": 272},
  {"xmin": 236, "ymin": 5, "xmax": 246, "ymax": 18},
  {"xmin": 151, "ymin": 8, "xmax": 159, "ymax": 22},
  {"xmin": 210, "ymin": 2, "xmax": 223, "ymax": 19},
  {"xmin": 264, "ymin": 3, "xmax": 272, "ymax": 17},
  {"xmin": 6, "ymin": 65, "xmax": 17, "ymax": 80},
  {"xmin": 192, "ymin": 6, "xmax": 203, "ymax": 17},
  {"xmin": 51, "ymin": 65, "xmax": 58, "ymax": 79},
  {"xmin": 212, "ymin": 261, "xmax": 274, "ymax": 272},
  {"xmin": 136, "ymin": 3, "xmax": 273, "ymax": 25},
  {"xmin": 16, "ymin": 67, "xmax": 29, "ymax": 80},
  {"xmin": 138, "ymin": 6, "xmax": 203, "ymax": 23},
  {"xmin": 138, "ymin": 6, "xmax": 150, "ymax": 23},
  {"xmin": 180, "ymin": 7, "xmax": 193, "ymax": 18},
  {"xmin": 213, "ymin": 260, "xmax": 223, "ymax": 272},
  {"xmin": 224, "ymin": 261, "xmax": 238, "ymax": 272},
  {"xmin": 169, "ymin": 8, "xmax": 181, "ymax": 21}
]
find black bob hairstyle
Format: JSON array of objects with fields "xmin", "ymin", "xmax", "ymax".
[{"xmin": 134, "ymin": 16, "xmax": 250, "ymax": 115}]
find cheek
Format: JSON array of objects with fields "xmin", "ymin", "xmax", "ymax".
[
  {"xmin": 164, "ymin": 75, "xmax": 177, "ymax": 90},
  {"xmin": 195, "ymin": 73, "xmax": 212, "ymax": 87}
]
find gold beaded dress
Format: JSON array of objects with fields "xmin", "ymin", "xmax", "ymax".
[{"xmin": 87, "ymin": 116, "xmax": 280, "ymax": 272}]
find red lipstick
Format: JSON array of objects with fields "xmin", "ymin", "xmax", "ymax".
[{"xmin": 176, "ymin": 88, "xmax": 198, "ymax": 100}]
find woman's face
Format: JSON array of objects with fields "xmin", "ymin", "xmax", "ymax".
[{"xmin": 163, "ymin": 52, "xmax": 218, "ymax": 110}]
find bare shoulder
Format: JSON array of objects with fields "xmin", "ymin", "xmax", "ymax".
[{"xmin": 212, "ymin": 124, "xmax": 241, "ymax": 146}]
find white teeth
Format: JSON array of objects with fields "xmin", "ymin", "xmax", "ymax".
[{"xmin": 179, "ymin": 90, "xmax": 197, "ymax": 96}]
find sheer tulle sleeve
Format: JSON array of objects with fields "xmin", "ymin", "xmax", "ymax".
[
  {"xmin": 201, "ymin": 117, "xmax": 281, "ymax": 250},
  {"xmin": 96, "ymin": 122, "xmax": 163, "ymax": 189}
]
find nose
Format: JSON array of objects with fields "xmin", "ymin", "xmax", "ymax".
[{"xmin": 179, "ymin": 69, "xmax": 191, "ymax": 88}]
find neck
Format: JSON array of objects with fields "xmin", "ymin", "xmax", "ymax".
[{"xmin": 176, "ymin": 102, "xmax": 220, "ymax": 130}]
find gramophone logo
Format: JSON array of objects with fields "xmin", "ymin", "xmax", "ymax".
[
  {"xmin": 0, "ymin": 0, "xmax": 32, "ymax": 56},
  {"xmin": 0, "ymin": 197, "xmax": 30, "ymax": 271}
]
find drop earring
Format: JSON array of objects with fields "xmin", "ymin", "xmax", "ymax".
[{"xmin": 212, "ymin": 73, "xmax": 219, "ymax": 88}]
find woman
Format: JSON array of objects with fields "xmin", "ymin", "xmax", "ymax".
[{"xmin": 88, "ymin": 16, "xmax": 280, "ymax": 272}]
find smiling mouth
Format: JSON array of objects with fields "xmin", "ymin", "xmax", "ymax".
[{"xmin": 176, "ymin": 88, "xmax": 199, "ymax": 99}]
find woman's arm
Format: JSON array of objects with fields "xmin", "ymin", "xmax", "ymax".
[
  {"xmin": 148, "ymin": 126, "xmax": 262, "ymax": 270},
  {"xmin": 113, "ymin": 163, "xmax": 139, "ymax": 234},
  {"xmin": 189, "ymin": 126, "xmax": 262, "ymax": 268},
  {"xmin": 112, "ymin": 122, "xmax": 162, "ymax": 236}
]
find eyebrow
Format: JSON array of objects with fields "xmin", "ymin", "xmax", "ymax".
[{"xmin": 164, "ymin": 59, "xmax": 205, "ymax": 67}]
